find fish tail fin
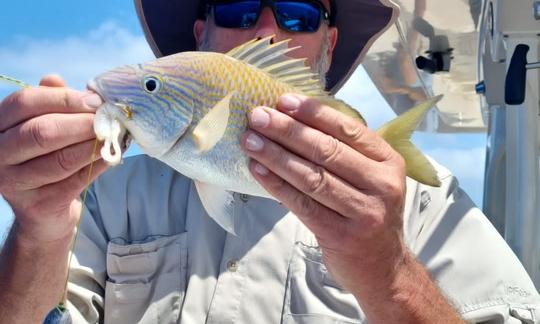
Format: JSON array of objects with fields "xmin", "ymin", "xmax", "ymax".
[{"xmin": 376, "ymin": 95, "xmax": 443, "ymax": 187}]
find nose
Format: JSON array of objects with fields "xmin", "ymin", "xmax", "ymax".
[{"xmin": 253, "ymin": 7, "xmax": 279, "ymax": 41}]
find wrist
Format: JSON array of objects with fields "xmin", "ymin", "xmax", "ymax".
[
  {"xmin": 12, "ymin": 220, "xmax": 74, "ymax": 253},
  {"xmin": 351, "ymin": 251, "xmax": 463, "ymax": 323},
  {"xmin": 0, "ymin": 220, "xmax": 74, "ymax": 324},
  {"xmin": 11, "ymin": 200, "xmax": 81, "ymax": 245},
  {"xmin": 351, "ymin": 237, "xmax": 409, "ymax": 296}
]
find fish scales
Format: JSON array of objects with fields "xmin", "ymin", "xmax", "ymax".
[{"xmin": 170, "ymin": 52, "xmax": 297, "ymax": 193}]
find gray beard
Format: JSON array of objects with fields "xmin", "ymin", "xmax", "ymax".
[{"xmin": 199, "ymin": 27, "xmax": 330, "ymax": 89}]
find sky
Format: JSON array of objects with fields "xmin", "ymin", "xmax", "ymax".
[{"xmin": 0, "ymin": 1, "xmax": 487, "ymax": 242}]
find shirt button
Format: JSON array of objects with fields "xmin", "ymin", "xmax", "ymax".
[
  {"xmin": 239, "ymin": 194, "xmax": 249, "ymax": 203},
  {"xmin": 227, "ymin": 259, "xmax": 239, "ymax": 272}
]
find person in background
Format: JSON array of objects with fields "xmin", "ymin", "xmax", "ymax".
[{"xmin": 1, "ymin": 0, "xmax": 539, "ymax": 323}]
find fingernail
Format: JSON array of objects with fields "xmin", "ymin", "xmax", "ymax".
[
  {"xmin": 280, "ymin": 94, "xmax": 301, "ymax": 111},
  {"xmin": 82, "ymin": 93, "xmax": 103, "ymax": 109},
  {"xmin": 254, "ymin": 162, "xmax": 269, "ymax": 176},
  {"xmin": 245, "ymin": 133, "xmax": 264, "ymax": 151},
  {"xmin": 250, "ymin": 107, "xmax": 270, "ymax": 128}
]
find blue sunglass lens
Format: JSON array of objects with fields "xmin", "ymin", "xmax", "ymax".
[
  {"xmin": 213, "ymin": 1, "xmax": 323, "ymax": 32},
  {"xmin": 276, "ymin": 2, "xmax": 320, "ymax": 32},
  {"xmin": 214, "ymin": 1, "xmax": 261, "ymax": 28}
]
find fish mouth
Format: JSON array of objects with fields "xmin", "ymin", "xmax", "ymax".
[
  {"xmin": 93, "ymin": 105, "xmax": 133, "ymax": 166},
  {"xmin": 89, "ymin": 79, "xmax": 132, "ymax": 165}
]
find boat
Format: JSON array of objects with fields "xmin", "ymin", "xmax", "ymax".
[{"xmin": 363, "ymin": 0, "xmax": 540, "ymax": 287}]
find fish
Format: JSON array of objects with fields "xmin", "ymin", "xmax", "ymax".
[{"xmin": 88, "ymin": 35, "xmax": 441, "ymax": 233}]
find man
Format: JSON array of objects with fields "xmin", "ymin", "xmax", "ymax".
[{"xmin": 0, "ymin": 0, "xmax": 538, "ymax": 323}]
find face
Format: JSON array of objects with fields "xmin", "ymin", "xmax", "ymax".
[{"xmin": 193, "ymin": 0, "xmax": 338, "ymax": 73}]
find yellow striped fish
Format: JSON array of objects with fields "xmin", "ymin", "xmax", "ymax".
[{"xmin": 89, "ymin": 36, "xmax": 441, "ymax": 232}]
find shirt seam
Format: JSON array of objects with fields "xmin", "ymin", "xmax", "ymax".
[{"xmin": 457, "ymin": 298, "xmax": 540, "ymax": 314}]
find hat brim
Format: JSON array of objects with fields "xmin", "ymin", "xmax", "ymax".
[{"xmin": 135, "ymin": 0, "xmax": 399, "ymax": 94}]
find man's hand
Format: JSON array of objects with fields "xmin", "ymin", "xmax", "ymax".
[
  {"xmin": 0, "ymin": 75, "xmax": 110, "ymax": 323},
  {"xmin": 0, "ymin": 75, "xmax": 108, "ymax": 243},
  {"xmin": 241, "ymin": 93, "xmax": 463, "ymax": 323}
]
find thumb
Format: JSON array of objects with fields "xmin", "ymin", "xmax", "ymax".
[{"xmin": 39, "ymin": 74, "xmax": 66, "ymax": 87}]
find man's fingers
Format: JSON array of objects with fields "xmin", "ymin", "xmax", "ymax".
[
  {"xmin": 39, "ymin": 74, "xmax": 66, "ymax": 87},
  {"xmin": 9, "ymin": 159, "xmax": 109, "ymax": 221},
  {"xmin": 247, "ymin": 107, "xmax": 398, "ymax": 190},
  {"xmin": 0, "ymin": 86, "xmax": 102, "ymax": 132},
  {"xmin": 1, "ymin": 139, "xmax": 102, "ymax": 192},
  {"xmin": 241, "ymin": 131, "xmax": 383, "ymax": 220},
  {"xmin": 276, "ymin": 94, "xmax": 395, "ymax": 163},
  {"xmin": 247, "ymin": 160, "xmax": 349, "ymax": 244},
  {"xmin": 0, "ymin": 113, "xmax": 97, "ymax": 165}
]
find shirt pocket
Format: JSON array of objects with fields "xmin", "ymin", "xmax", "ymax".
[
  {"xmin": 104, "ymin": 232, "xmax": 188, "ymax": 324},
  {"xmin": 283, "ymin": 242, "xmax": 366, "ymax": 324}
]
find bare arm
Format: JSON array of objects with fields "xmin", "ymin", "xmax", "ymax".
[
  {"xmin": 0, "ymin": 223, "xmax": 73, "ymax": 322},
  {"xmin": 349, "ymin": 249, "xmax": 463, "ymax": 323},
  {"xmin": 0, "ymin": 75, "xmax": 107, "ymax": 322},
  {"xmin": 240, "ymin": 94, "xmax": 463, "ymax": 323}
]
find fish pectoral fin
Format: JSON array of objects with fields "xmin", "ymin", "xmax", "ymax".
[
  {"xmin": 194, "ymin": 181, "xmax": 238, "ymax": 235},
  {"xmin": 376, "ymin": 95, "xmax": 443, "ymax": 187},
  {"xmin": 192, "ymin": 92, "xmax": 234, "ymax": 153}
]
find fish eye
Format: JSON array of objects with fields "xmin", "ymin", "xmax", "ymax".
[{"xmin": 142, "ymin": 75, "xmax": 162, "ymax": 94}]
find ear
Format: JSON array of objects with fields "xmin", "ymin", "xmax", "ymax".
[
  {"xmin": 326, "ymin": 27, "xmax": 338, "ymax": 67},
  {"xmin": 193, "ymin": 19, "xmax": 207, "ymax": 50}
]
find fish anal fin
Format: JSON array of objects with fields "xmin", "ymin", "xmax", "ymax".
[{"xmin": 194, "ymin": 181, "xmax": 238, "ymax": 235}]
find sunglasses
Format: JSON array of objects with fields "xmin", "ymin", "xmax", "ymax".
[{"xmin": 207, "ymin": 0, "xmax": 332, "ymax": 33}]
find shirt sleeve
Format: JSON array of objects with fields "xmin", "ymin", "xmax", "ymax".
[{"xmin": 408, "ymin": 163, "xmax": 540, "ymax": 323}]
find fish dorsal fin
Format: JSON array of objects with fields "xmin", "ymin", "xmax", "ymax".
[{"xmin": 226, "ymin": 35, "xmax": 326, "ymax": 96}]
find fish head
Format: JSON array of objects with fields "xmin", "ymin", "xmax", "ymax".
[{"xmin": 88, "ymin": 59, "xmax": 194, "ymax": 162}]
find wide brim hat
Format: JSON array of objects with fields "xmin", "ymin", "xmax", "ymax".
[{"xmin": 134, "ymin": 0, "xmax": 399, "ymax": 94}]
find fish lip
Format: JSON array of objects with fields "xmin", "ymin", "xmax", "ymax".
[
  {"xmin": 86, "ymin": 79, "xmax": 100, "ymax": 94},
  {"xmin": 87, "ymin": 79, "xmax": 132, "ymax": 108},
  {"xmin": 86, "ymin": 79, "xmax": 108, "ymax": 105}
]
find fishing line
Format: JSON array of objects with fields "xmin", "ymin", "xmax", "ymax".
[
  {"xmin": 59, "ymin": 138, "xmax": 99, "ymax": 306},
  {"xmin": 0, "ymin": 74, "xmax": 31, "ymax": 88},
  {"xmin": 1, "ymin": 74, "xmax": 98, "ymax": 319}
]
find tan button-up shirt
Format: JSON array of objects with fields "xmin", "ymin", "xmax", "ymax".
[{"xmin": 66, "ymin": 155, "xmax": 540, "ymax": 323}]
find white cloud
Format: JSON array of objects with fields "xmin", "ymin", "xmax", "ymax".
[{"xmin": 0, "ymin": 21, "xmax": 154, "ymax": 90}]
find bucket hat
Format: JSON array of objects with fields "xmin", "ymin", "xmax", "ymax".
[{"xmin": 135, "ymin": 0, "xmax": 398, "ymax": 94}]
